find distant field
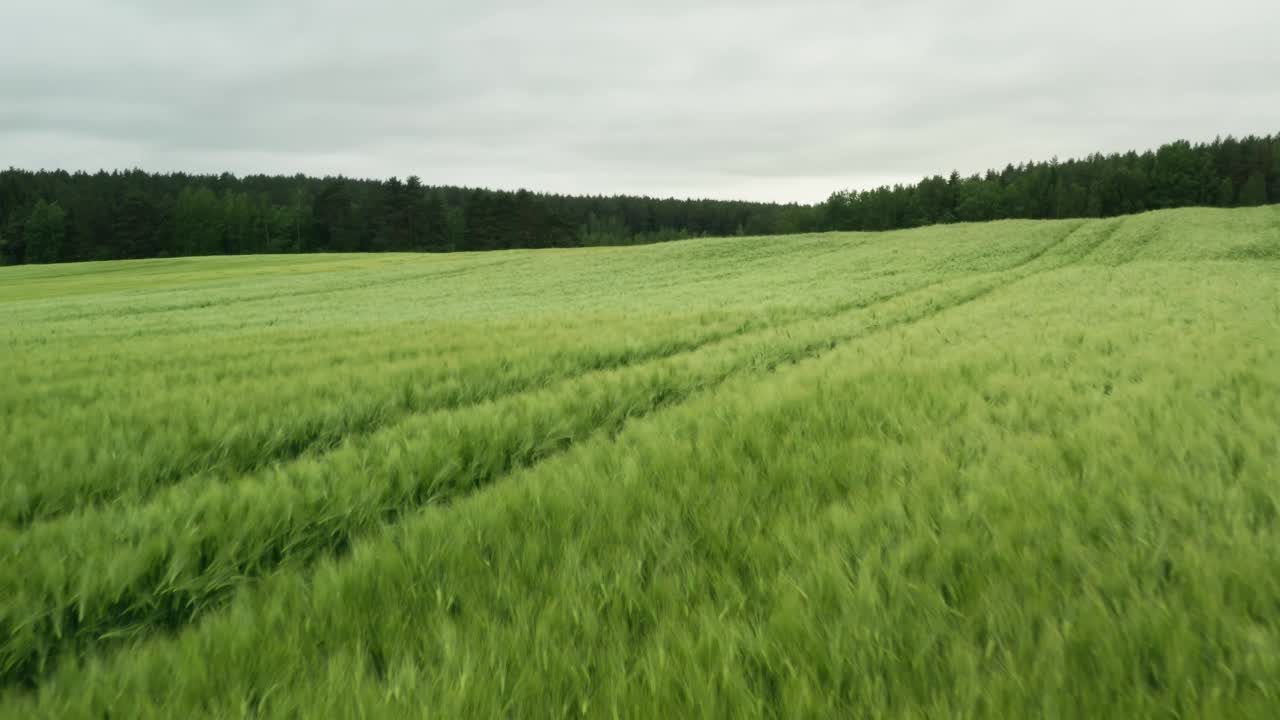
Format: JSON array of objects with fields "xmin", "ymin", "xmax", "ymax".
[{"xmin": 2, "ymin": 206, "xmax": 1279, "ymax": 717}]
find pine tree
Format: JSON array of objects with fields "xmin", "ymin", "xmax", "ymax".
[
  {"xmin": 112, "ymin": 192, "xmax": 165, "ymax": 259},
  {"xmin": 311, "ymin": 180, "xmax": 359, "ymax": 252},
  {"xmin": 375, "ymin": 177, "xmax": 409, "ymax": 252},
  {"xmin": 24, "ymin": 199, "xmax": 69, "ymax": 264},
  {"xmin": 173, "ymin": 186, "xmax": 224, "ymax": 256},
  {"xmin": 1216, "ymin": 178, "xmax": 1235, "ymax": 207},
  {"xmin": 221, "ymin": 191, "xmax": 255, "ymax": 255},
  {"xmin": 1237, "ymin": 172, "xmax": 1268, "ymax": 206},
  {"xmin": 403, "ymin": 176, "xmax": 429, "ymax": 251},
  {"xmin": 0, "ymin": 213, "xmax": 27, "ymax": 265},
  {"xmin": 1270, "ymin": 141, "xmax": 1280, "ymax": 202},
  {"xmin": 423, "ymin": 191, "xmax": 451, "ymax": 252}
]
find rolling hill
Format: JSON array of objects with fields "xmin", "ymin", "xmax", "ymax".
[{"xmin": 2, "ymin": 205, "xmax": 1279, "ymax": 717}]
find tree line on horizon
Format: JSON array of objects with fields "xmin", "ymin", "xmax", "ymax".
[
  {"xmin": 1, "ymin": 133, "xmax": 1276, "ymax": 266},
  {"xmin": 825, "ymin": 134, "xmax": 1278, "ymax": 231}
]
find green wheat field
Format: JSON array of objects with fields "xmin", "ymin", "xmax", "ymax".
[{"xmin": 2, "ymin": 206, "xmax": 1279, "ymax": 718}]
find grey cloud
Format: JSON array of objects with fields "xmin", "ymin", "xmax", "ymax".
[{"xmin": 2, "ymin": 0, "xmax": 1277, "ymax": 202}]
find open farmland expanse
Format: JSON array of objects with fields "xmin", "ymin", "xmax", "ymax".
[{"xmin": 2, "ymin": 205, "xmax": 1279, "ymax": 717}]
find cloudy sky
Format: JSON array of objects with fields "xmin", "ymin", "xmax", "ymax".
[{"xmin": 3, "ymin": 0, "xmax": 1278, "ymax": 203}]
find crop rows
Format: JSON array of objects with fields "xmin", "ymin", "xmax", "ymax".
[
  {"xmin": 2, "ymin": 220, "xmax": 1088, "ymax": 528},
  {"xmin": 1, "ymin": 256, "xmax": 1047, "ymax": 683},
  {"xmin": 1, "ymin": 206, "xmax": 1278, "ymax": 717}
]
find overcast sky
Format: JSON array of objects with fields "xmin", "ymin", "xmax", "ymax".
[{"xmin": 3, "ymin": 0, "xmax": 1278, "ymax": 203}]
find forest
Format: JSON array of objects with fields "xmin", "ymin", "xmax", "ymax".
[
  {"xmin": 825, "ymin": 134, "xmax": 1278, "ymax": 231},
  {"xmin": 1, "ymin": 133, "xmax": 1275, "ymax": 265}
]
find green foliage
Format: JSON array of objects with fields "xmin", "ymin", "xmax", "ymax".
[
  {"xmin": 22, "ymin": 200, "xmax": 67, "ymax": 265},
  {"xmin": 0, "ymin": 206, "xmax": 1278, "ymax": 716},
  {"xmin": 827, "ymin": 133, "xmax": 1279, "ymax": 231},
  {"xmin": 0, "ymin": 170, "xmax": 815, "ymax": 265},
  {"xmin": 1217, "ymin": 177, "xmax": 1236, "ymax": 206},
  {"xmin": 0, "ymin": 214, "xmax": 27, "ymax": 265},
  {"xmin": 111, "ymin": 192, "xmax": 165, "ymax": 259},
  {"xmin": 1239, "ymin": 172, "xmax": 1268, "ymax": 206},
  {"xmin": 3, "ymin": 134, "xmax": 1277, "ymax": 266},
  {"xmin": 1270, "ymin": 142, "xmax": 1280, "ymax": 200},
  {"xmin": 172, "ymin": 187, "xmax": 224, "ymax": 256}
]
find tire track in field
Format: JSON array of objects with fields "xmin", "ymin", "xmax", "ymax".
[
  {"xmin": 890, "ymin": 216, "xmax": 1127, "ymax": 322},
  {"xmin": 49, "ymin": 256, "xmax": 522, "ymax": 320},
  {"xmin": 1, "ymin": 221, "xmax": 1095, "ymax": 685},
  {"xmin": 1099, "ymin": 213, "xmax": 1162, "ymax": 266},
  {"xmin": 8, "ymin": 221, "xmax": 1088, "ymax": 527},
  {"xmin": 33, "ymin": 256, "xmax": 523, "ymax": 324},
  {"xmin": 5, "ymin": 321, "xmax": 471, "ymax": 397},
  {"xmin": 6, "ymin": 270, "xmax": 965, "ymax": 529},
  {"xmin": 1067, "ymin": 217, "xmax": 1127, "ymax": 265},
  {"xmin": 7, "ymin": 221, "xmax": 1091, "ymax": 527},
  {"xmin": 1006, "ymin": 219, "xmax": 1089, "ymax": 269},
  {"xmin": 913, "ymin": 218, "xmax": 1123, "ymax": 308},
  {"xmin": 0, "ymin": 262, "xmax": 1039, "ymax": 689},
  {"xmin": 4, "ymin": 320, "xmax": 746, "ymax": 527},
  {"xmin": 349, "ymin": 221, "xmax": 1104, "ymax": 524}
]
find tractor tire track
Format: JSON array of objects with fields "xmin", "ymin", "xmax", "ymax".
[
  {"xmin": 1, "ymin": 219, "xmax": 1111, "ymax": 687},
  {"xmin": 0, "ymin": 264, "xmax": 1023, "ymax": 689},
  {"xmin": 8, "ymin": 262, "xmax": 992, "ymax": 529},
  {"xmin": 32, "ymin": 257, "xmax": 524, "ymax": 324}
]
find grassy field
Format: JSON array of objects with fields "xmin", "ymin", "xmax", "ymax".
[{"xmin": 1, "ymin": 205, "xmax": 1278, "ymax": 718}]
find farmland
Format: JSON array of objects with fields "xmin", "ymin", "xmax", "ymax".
[{"xmin": 1, "ymin": 205, "xmax": 1279, "ymax": 717}]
